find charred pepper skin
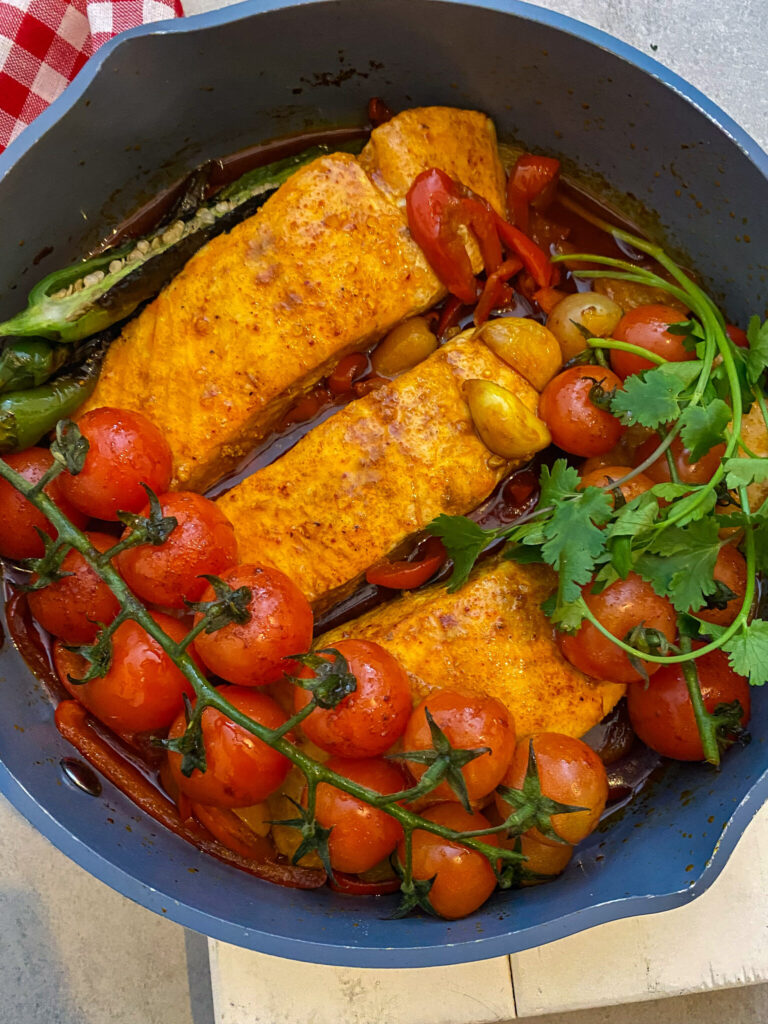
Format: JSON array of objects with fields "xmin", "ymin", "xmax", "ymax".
[
  {"xmin": 0, "ymin": 340, "xmax": 106, "ymax": 453},
  {"xmin": 0, "ymin": 143, "xmax": 362, "ymax": 346},
  {"xmin": 0, "ymin": 339, "xmax": 69, "ymax": 393}
]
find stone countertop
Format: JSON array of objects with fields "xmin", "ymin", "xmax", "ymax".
[{"xmin": 1, "ymin": 2, "xmax": 766, "ymax": 1023}]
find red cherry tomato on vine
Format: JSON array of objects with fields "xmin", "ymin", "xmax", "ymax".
[
  {"xmin": 193, "ymin": 564, "xmax": 313, "ymax": 686},
  {"xmin": 167, "ymin": 686, "xmax": 290, "ymax": 808},
  {"xmin": 54, "ymin": 611, "xmax": 195, "ymax": 734},
  {"xmin": 311, "ymin": 757, "xmax": 405, "ymax": 874},
  {"xmin": 496, "ymin": 733, "xmax": 608, "ymax": 846},
  {"xmin": 694, "ymin": 544, "xmax": 747, "ymax": 627},
  {"xmin": 610, "ymin": 304, "xmax": 695, "ymax": 379},
  {"xmin": 0, "ymin": 448, "xmax": 87, "ymax": 559},
  {"xmin": 27, "ymin": 531, "xmax": 121, "ymax": 643},
  {"xmin": 538, "ymin": 366, "xmax": 626, "ymax": 457},
  {"xmin": 293, "ymin": 639, "xmax": 412, "ymax": 758},
  {"xmin": 398, "ymin": 802, "xmax": 499, "ymax": 919},
  {"xmin": 626, "ymin": 648, "xmax": 750, "ymax": 761},
  {"xmin": 559, "ymin": 573, "xmax": 677, "ymax": 684},
  {"xmin": 725, "ymin": 323, "xmax": 749, "ymax": 349},
  {"xmin": 634, "ymin": 433, "xmax": 725, "ymax": 485},
  {"xmin": 578, "ymin": 464, "xmax": 654, "ymax": 507},
  {"xmin": 61, "ymin": 407, "xmax": 173, "ymax": 520},
  {"xmin": 402, "ymin": 690, "xmax": 515, "ymax": 803},
  {"xmin": 117, "ymin": 491, "xmax": 238, "ymax": 608}
]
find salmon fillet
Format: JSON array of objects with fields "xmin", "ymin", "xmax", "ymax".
[
  {"xmin": 216, "ymin": 332, "xmax": 542, "ymax": 608},
  {"xmin": 319, "ymin": 557, "xmax": 626, "ymax": 740},
  {"xmin": 80, "ymin": 108, "xmax": 506, "ymax": 492}
]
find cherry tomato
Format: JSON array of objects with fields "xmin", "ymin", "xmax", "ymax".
[
  {"xmin": 627, "ymin": 648, "xmax": 750, "ymax": 761},
  {"xmin": 560, "ymin": 573, "xmax": 677, "ymax": 684},
  {"xmin": 116, "ymin": 491, "xmax": 238, "ymax": 608},
  {"xmin": 610, "ymin": 304, "xmax": 694, "ymax": 379},
  {"xmin": 27, "ymin": 531, "xmax": 121, "ymax": 643},
  {"xmin": 538, "ymin": 366, "xmax": 626, "ymax": 457},
  {"xmin": 167, "ymin": 686, "xmax": 291, "ymax": 807},
  {"xmin": 60, "ymin": 407, "xmax": 173, "ymax": 520},
  {"xmin": 496, "ymin": 733, "xmax": 608, "ymax": 846},
  {"xmin": 579, "ymin": 464, "xmax": 654, "ymax": 507},
  {"xmin": 365, "ymin": 537, "xmax": 447, "ymax": 590},
  {"xmin": 695, "ymin": 544, "xmax": 748, "ymax": 627},
  {"xmin": 402, "ymin": 690, "xmax": 515, "ymax": 803},
  {"xmin": 311, "ymin": 757, "xmax": 405, "ymax": 874},
  {"xmin": 327, "ymin": 353, "xmax": 368, "ymax": 395},
  {"xmin": 399, "ymin": 802, "xmax": 499, "ymax": 919},
  {"xmin": 191, "ymin": 802, "xmax": 273, "ymax": 861},
  {"xmin": 514, "ymin": 832, "xmax": 573, "ymax": 882},
  {"xmin": 725, "ymin": 323, "xmax": 749, "ymax": 349},
  {"xmin": 294, "ymin": 639, "xmax": 412, "ymax": 758},
  {"xmin": 53, "ymin": 611, "xmax": 195, "ymax": 734},
  {"xmin": 634, "ymin": 432, "xmax": 725, "ymax": 485},
  {"xmin": 193, "ymin": 564, "xmax": 313, "ymax": 686},
  {"xmin": 0, "ymin": 448, "xmax": 87, "ymax": 559}
]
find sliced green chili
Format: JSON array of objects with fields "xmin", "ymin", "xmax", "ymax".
[{"xmin": 0, "ymin": 339, "xmax": 69, "ymax": 393}]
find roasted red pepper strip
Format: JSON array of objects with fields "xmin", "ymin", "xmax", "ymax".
[
  {"xmin": 406, "ymin": 169, "xmax": 502, "ymax": 304},
  {"xmin": 54, "ymin": 700, "xmax": 326, "ymax": 890},
  {"xmin": 494, "ymin": 214, "xmax": 554, "ymax": 289},
  {"xmin": 365, "ymin": 536, "xmax": 447, "ymax": 590},
  {"xmin": 435, "ymin": 295, "xmax": 468, "ymax": 340},
  {"xmin": 532, "ymin": 285, "xmax": 568, "ymax": 315},
  {"xmin": 327, "ymin": 352, "xmax": 368, "ymax": 395},
  {"xmin": 474, "ymin": 257, "xmax": 524, "ymax": 325},
  {"xmin": 328, "ymin": 872, "xmax": 402, "ymax": 896},
  {"xmin": 507, "ymin": 154, "xmax": 560, "ymax": 234}
]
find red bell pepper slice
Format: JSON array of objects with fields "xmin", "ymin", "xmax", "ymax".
[
  {"xmin": 328, "ymin": 872, "xmax": 402, "ymax": 896},
  {"xmin": 406, "ymin": 169, "xmax": 501, "ymax": 304},
  {"xmin": 494, "ymin": 215, "xmax": 554, "ymax": 289},
  {"xmin": 435, "ymin": 295, "xmax": 468, "ymax": 340},
  {"xmin": 474, "ymin": 257, "xmax": 524, "ymax": 325},
  {"xmin": 365, "ymin": 536, "xmax": 447, "ymax": 590},
  {"xmin": 532, "ymin": 285, "xmax": 568, "ymax": 315},
  {"xmin": 327, "ymin": 352, "xmax": 368, "ymax": 395},
  {"xmin": 507, "ymin": 154, "xmax": 560, "ymax": 233}
]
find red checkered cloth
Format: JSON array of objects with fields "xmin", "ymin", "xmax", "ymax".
[{"xmin": 0, "ymin": 0, "xmax": 183, "ymax": 152}]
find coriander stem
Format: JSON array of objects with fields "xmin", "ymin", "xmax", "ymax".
[
  {"xmin": 679, "ymin": 633, "xmax": 720, "ymax": 767},
  {"xmin": 587, "ymin": 337, "xmax": 668, "ymax": 365}
]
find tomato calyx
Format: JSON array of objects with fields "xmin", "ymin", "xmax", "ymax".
[
  {"xmin": 184, "ymin": 572, "xmax": 252, "ymax": 631},
  {"xmin": 288, "ymin": 648, "xmax": 358, "ymax": 709},
  {"xmin": 365, "ymin": 536, "xmax": 447, "ymax": 590},
  {"xmin": 388, "ymin": 708, "xmax": 490, "ymax": 812},
  {"xmin": 116, "ymin": 484, "xmax": 178, "ymax": 547},
  {"xmin": 270, "ymin": 793, "xmax": 335, "ymax": 879},
  {"xmin": 585, "ymin": 374, "xmax": 620, "ymax": 413},
  {"xmin": 389, "ymin": 864, "xmax": 437, "ymax": 919},
  {"xmin": 495, "ymin": 740, "xmax": 587, "ymax": 852},
  {"xmin": 623, "ymin": 624, "xmax": 675, "ymax": 684},
  {"xmin": 161, "ymin": 693, "xmax": 208, "ymax": 776}
]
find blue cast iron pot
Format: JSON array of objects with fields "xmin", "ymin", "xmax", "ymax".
[{"xmin": 0, "ymin": 0, "xmax": 766, "ymax": 969}]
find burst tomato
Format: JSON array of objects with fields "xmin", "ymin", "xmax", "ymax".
[
  {"xmin": 610, "ymin": 304, "xmax": 695, "ymax": 379},
  {"xmin": 117, "ymin": 491, "xmax": 238, "ymax": 608},
  {"xmin": 0, "ymin": 448, "xmax": 87, "ymax": 559},
  {"xmin": 402, "ymin": 691, "xmax": 515, "ymax": 804},
  {"xmin": 311, "ymin": 757, "xmax": 405, "ymax": 874},
  {"xmin": 559, "ymin": 573, "xmax": 677, "ymax": 684},
  {"xmin": 27, "ymin": 531, "xmax": 120, "ymax": 643},
  {"xmin": 538, "ymin": 366, "xmax": 626, "ymax": 457},
  {"xmin": 167, "ymin": 686, "xmax": 291, "ymax": 808},
  {"xmin": 626, "ymin": 648, "xmax": 750, "ymax": 761},
  {"xmin": 399, "ymin": 803, "xmax": 499, "ymax": 919},
  {"xmin": 193, "ymin": 564, "xmax": 313, "ymax": 686},
  {"xmin": 293, "ymin": 639, "xmax": 412, "ymax": 758},
  {"xmin": 60, "ymin": 407, "xmax": 173, "ymax": 520},
  {"xmin": 53, "ymin": 611, "xmax": 195, "ymax": 734},
  {"xmin": 496, "ymin": 733, "xmax": 608, "ymax": 846}
]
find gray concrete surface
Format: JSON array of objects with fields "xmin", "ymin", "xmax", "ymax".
[{"xmin": 2, "ymin": 1, "xmax": 766, "ymax": 1022}]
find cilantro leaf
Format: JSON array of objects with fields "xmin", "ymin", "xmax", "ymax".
[
  {"xmin": 661, "ymin": 486, "xmax": 717, "ymax": 525},
  {"xmin": 537, "ymin": 459, "xmax": 582, "ymax": 506},
  {"xmin": 722, "ymin": 619, "xmax": 768, "ymax": 686},
  {"xmin": 745, "ymin": 315, "xmax": 768, "ymax": 385},
  {"xmin": 610, "ymin": 363, "xmax": 700, "ymax": 429},
  {"xmin": 540, "ymin": 486, "xmax": 612, "ymax": 604},
  {"xmin": 679, "ymin": 400, "xmax": 731, "ymax": 462},
  {"xmin": 605, "ymin": 492, "xmax": 659, "ymax": 539},
  {"xmin": 427, "ymin": 515, "xmax": 495, "ymax": 593},
  {"xmin": 723, "ymin": 457, "xmax": 768, "ymax": 490},
  {"xmin": 636, "ymin": 519, "xmax": 722, "ymax": 612}
]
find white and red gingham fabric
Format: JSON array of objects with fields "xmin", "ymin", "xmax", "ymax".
[{"xmin": 0, "ymin": 0, "xmax": 183, "ymax": 152}]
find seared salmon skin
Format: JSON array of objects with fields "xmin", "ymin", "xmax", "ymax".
[
  {"xmin": 80, "ymin": 108, "xmax": 506, "ymax": 491},
  {"xmin": 319, "ymin": 557, "xmax": 626, "ymax": 739},
  {"xmin": 216, "ymin": 333, "xmax": 543, "ymax": 608}
]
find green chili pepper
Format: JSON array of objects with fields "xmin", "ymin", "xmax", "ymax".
[
  {"xmin": 0, "ymin": 141, "xmax": 364, "ymax": 346},
  {"xmin": 0, "ymin": 339, "xmax": 70, "ymax": 393},
  {"xmin": 0, "ymin": 341, "xmax": 105, "ymax": 453}
]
